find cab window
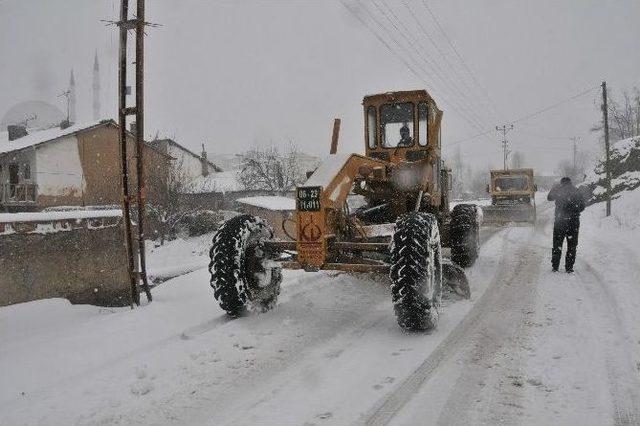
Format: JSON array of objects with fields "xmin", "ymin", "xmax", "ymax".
[
  {"xmin": 418, "ymin": 102, "xmax": 428, "ymax": 146},
  {"xmin": 367, "ymin": 106, "xmax": 377, "ymax": 148},
  {"xmin": 380, "ymin": 102, "xmax": 414, "ymax": 148}
]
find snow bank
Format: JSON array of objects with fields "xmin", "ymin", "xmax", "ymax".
[
  {"xmin": 0, "ymin": 209, "xmax": 122, "ymax": 223},
  {"xmin": 145, "ymin": 231, "xmax": 215, "ymax": 283},
  {"xmin": 236, "ymin": 195, "xmax": 295, "ymax": 211},
  {"xmin": 582, "ymin": 136, "xmax": 640, "ymax": 203},
  {"xmin": 583, "ymin": 187, "xmax": 640, "ymax": 231}
]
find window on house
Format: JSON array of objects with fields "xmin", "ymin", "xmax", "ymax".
[{"xmin": 23, "ymin": 163, "xmax": 31, "ymax": 180}]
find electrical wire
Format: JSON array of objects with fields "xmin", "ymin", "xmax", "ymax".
[
  {"xmin": 342, "ymin": 0, "xmax": 489, "ymax": 136},
  {"xmin": 400, "ymin": 0, "xmax": 498, "ymax": 125},
  {"xmin": 373, "ymin": 0, "xmax": 491, "ymax": 130},
  {"xmin": 447, "ymin": 85, "xmax": 600, "ymax": 147},
  {"xmin": 419, "ymin": 0, "xmax": 501, "ymax": 119}
]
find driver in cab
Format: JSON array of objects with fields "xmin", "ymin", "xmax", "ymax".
[{"xmin": 398, "ymin": 123, "xmax": 413, "ymax": 147}]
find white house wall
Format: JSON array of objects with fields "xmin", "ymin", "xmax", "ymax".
[
  {"xmin": 167, "ymin": 144, "xmax": 207, "ymax": 181},
  {"xmin": 35, "ymin": 135, "xmax": 85, "ymax": 197}
]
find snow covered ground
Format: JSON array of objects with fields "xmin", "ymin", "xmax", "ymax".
[
  {"xmin": 1, "ymin": 191, "xmax": 639, "ymax": 425},
  {"xmin": 145, "ymin": 232, "xmax": 215, "ymax": 284}
]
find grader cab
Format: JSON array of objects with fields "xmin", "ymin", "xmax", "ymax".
[{"xmin": 209, "ymin": 90, "xmax": 482, "ymax": 331}]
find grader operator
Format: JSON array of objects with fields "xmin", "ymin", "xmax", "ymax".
[{"xmin": 209, "ymin": 90, "xmax": 482, "ymax": 331}]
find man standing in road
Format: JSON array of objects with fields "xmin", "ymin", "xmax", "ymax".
[{"xmin": 547, "ymin": 177, "xmax": 586, "ymax": 273}]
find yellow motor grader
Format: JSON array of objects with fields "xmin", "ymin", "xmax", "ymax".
[
  {"xmin": 209, "ymin": 90, "xmax": 481, "ymax": 331},
  {"xmin": 482, "ymin": 168, "xmax": 537, "ymax": 224}
]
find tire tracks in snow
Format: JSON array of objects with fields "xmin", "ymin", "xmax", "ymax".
[
  {"xmin": 579, "ymin": 261, "xmax": 640, "ymax": 425},
  {"xmin": 362, "ymin": 225, "xmax": 544, "ymax": 425}
]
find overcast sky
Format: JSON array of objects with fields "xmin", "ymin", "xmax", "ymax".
[{"xmin": 1, "ymin": 0, "xmax": 638, "ymax": 174}]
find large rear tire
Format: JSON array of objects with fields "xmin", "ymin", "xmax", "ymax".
[
  {"xmin": 209, "ymin": 215, "xmax": 282, "ymax": 317},
  {"xmin": 390, "ymin": 212, "xmax": 442, "ymax": 331},
  {"xmin": 450, "ymin": 204, "xmax": 480, "ymax": 268}
]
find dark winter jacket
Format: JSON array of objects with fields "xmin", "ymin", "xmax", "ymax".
[{"xmin": 547, "ymin": 182, "xmax": 586, "ymax": 222}]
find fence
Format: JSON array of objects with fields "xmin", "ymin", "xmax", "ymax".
[{"xmin": 0, "ymin": 183, "xmax": 37, "ymax": 206}]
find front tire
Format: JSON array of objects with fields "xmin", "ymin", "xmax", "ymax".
[
  {"xmin": 209, "ymin": 215, "xmax": 282, "ymax": 317},
  {"xmin": 390, "ymin": 212, "xmax": 442, "ymax": 331},
  {"xmin": 450, "ymin": 204, "xmax": 480, "ymax": 267}
]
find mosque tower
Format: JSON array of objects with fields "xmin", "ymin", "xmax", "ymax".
[
  {"xmin": 92, "ymin": 51, "xmax": 101, "ymax": 120},
  {"xmin": 68, "ymin": 69, "xmax": 76, "ymax": 123}
]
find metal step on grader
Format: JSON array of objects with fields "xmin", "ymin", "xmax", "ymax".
[{"xmin": 209, "ymin": 90, "xmax": 482, "ymax": 331}]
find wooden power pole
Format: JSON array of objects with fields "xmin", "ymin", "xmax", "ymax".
[
  {"xmin": 602, "ymin": 81, "xmax": 612, "ymax": 217},
  {"xmin": 117, "ymin": 0, "xmax": 153, "ymax": 305},
  {"xmin": 496, "ymin": 124, "xmax": 514, "ymax": 170}
]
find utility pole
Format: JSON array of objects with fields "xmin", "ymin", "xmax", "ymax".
[
  {"xmin": 115, "ymin": 0, "xmax": 154, "ymax": 305},
  {"xmin": 570, "ymin": 136, "xmax": 579, "ymax": 171},
  {"xmin": 602, "ymin": 81, "xmax": 611, "ymax": 217},
  {"xmin": 496, "ymin": 124, "xmax": 514, "ymax": 170}
]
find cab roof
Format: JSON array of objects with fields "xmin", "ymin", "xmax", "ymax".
[{"xmin": 362, "ymin": 89, "xmax": 436, "ymax": 106}]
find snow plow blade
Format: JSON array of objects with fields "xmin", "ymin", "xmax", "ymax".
[
  {"xmin": 442, "ymin": 260, "xmax": 470, "ymax": 299},
  {"xmin": 481, "ymin": 204, "xmax": 535, "ymax": 225}
]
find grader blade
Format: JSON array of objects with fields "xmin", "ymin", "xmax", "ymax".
[
  {"xmin": 481, "ymin": 204, "xmax": 535, "ymax": 225},
  {"xmin": 442, "ymin": 260, "xmax": 470, "ymax": 299}
]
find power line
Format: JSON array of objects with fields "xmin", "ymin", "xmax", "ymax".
[
  {"xmin": 375, "ymin": 0, "xmax": 492, "ymax": 130},
  {"xmin": 447, "ymin": 85, "xmax": 600, "ymax": 147},
  {"xmin": 346, "ymin": 0, "xmax": 488, "ymax": 135},
  {"xmin": 419, "ymin": 0, "xmax": 501, "ymax": 119},
  {"xmin": 509, "ymin": 85, "xmax": 599, "ymax": 125},
  {"xmin": 348, "ymin": 0, "xmax": 488, "ymax": 133},
  {"xmin": 400, "ymin": 0, "xmax": 498, "ymax": 124}
]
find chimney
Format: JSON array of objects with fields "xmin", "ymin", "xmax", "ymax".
[
  {"xmin": 7, "ymin": 125, "xmax": 28, "ymax": 141},
  {"xmin": 130, "ymin": 121, "xmax": 137, "ymax": 136},
  {"xmin": 201, "ymin": 143, "xmax": 209, "ymax": 177}
]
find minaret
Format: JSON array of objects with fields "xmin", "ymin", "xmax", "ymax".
[
  {"xmin": 69, "ymin": 69, "xmax": 76, "ymax": 124},
  {"xmin": 92, "ymin": 51, "xmax": 101, "ymax": 120}
]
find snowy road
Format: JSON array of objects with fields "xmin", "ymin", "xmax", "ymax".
[{"xmin": 2, "ymin": 197, "xmax": 640, "ymax": 425}]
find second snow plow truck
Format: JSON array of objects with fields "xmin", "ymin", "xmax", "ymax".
[
  {"xmin": 209, "ymin": 90, "xmax": 481, "ymax": 331},
  {"xmin": 482, "ymin": 168, "xmax": 537, "ymax": 224}
]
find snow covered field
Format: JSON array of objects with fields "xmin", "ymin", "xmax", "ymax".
[{"xmin": 1, "ymin": 192, "xmax": 639, "ymax": 425}]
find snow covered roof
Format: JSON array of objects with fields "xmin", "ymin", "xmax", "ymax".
[
  {"xmin": 151, "ymin": 138, "xmax": 222, "ymax": 172},
  {"xmin": 0, "ymin": 209, "xmax": 122, "ymax": 223},
  {"xmin": 184, "ymin": 170, "xmax": 243, "ymax": 194},
  {"xmin": 235, "ymin": 196, "xmax": 295, "ymax": 211},
  {"xmin": 0, "ymin": 119, "xmax": 109, "ymax": 155},
  {"xmin": 0, "ymin": 119, "xmax": 173, "ymax": 159},
  {"xmin": 304, "ymin": 153, "xmax": 352, "ymax": 187}
]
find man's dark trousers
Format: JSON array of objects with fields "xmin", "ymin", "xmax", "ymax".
[{"xmin": 551, "ymin": 217, "xmax": 579, "ymax": 271}]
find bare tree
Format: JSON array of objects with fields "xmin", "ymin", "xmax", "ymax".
[
  {"xmin": 592, "ymin": 86, "xmax": 640, "ymax": 142},
  {"xmin": 149, "ymin": 156, "xmax": 191, "ymax": 245},
  {"xmin": 238, "ymin": 144, "xmax": 305, "ymax": 195},
  {"xmin": 448, "ymin": 147, "xmax": 465, "ymax": 199},
  {"xmin": 556, "ymin": 150, "xmax": 589, "ymax": 183}
]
